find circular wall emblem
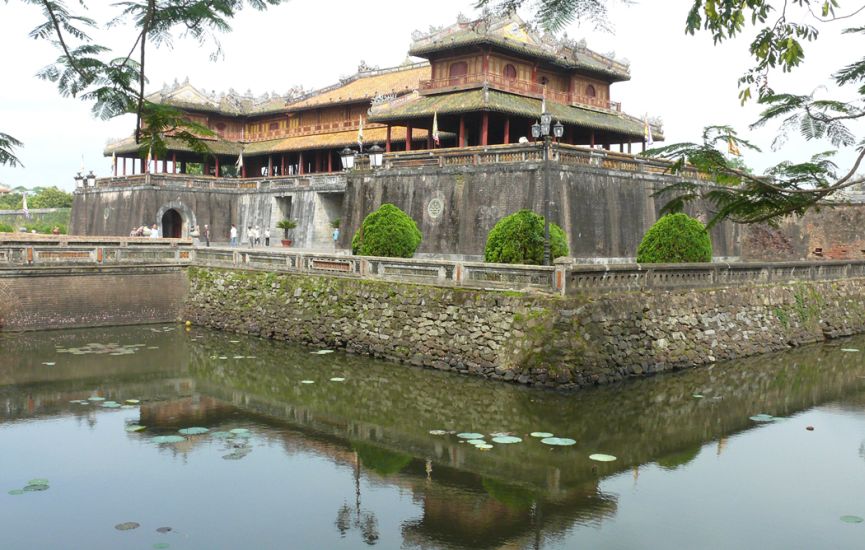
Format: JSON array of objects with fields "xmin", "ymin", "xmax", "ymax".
[{"xmin": 427, "ymin": 198, "xmax": 444, "ymax": 220}]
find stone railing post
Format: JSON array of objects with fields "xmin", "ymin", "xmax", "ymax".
[
  {"xmin": 453, "ymin": 263, "xmax": 464, "ymax": 286},
  {"xmin": 554, "ymin": 257, "xmax": 573, "ymax": 296}
]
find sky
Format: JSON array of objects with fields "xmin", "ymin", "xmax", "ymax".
[{"xmin": 0, "ymin": 0, "xmax": 861, "ymax": 191}]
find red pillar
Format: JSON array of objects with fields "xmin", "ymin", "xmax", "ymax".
[
  {"xmin": 172, "ymin": 152, "xmax": 177, "ymax": 173},
  {"xmin": 299, "ymin": 151, "xmax": 304, "ymax": 175},
  {"xmin": 427, "ymin": 126, "xmax": 433, "ymax": 149},
  {"xmin": 241, "ymin": 161, "xmax": 246, "ymax": 178},
  {"xmin": 386, "ymin": 125, "xmax": 392, "ymax": 152},
  {"xmin": 327, "ymin": 151, "xmax": 332, "ymax": 173},
  {"xmin": 141, "ymin": 157, "xmax": 146, "ymax": 174},
  {"xmin": 590, "ymin": 131, "xmax": 596, "ymax": 148},
  {"xmin": 162, "ymin": 158, "xmax": 167, "ymax": 173},
  {"xmin": 215, "ymin": 156, "xmax": 220, "ymax": 177},
  {"xmin": 281, "ymin": 154, "xmax": 285, "ymax": 176},
  {"xmin": 459, "ymin": 116, "xmax": 466, "ymax": 147},
  {"xmin": 481, "ymin": 112, "xmax": 489, "ymax": 146},
  {"xmin": 503, "ymin": 118, "xmax": 510, "ymax": 144},
  {"xmin": 406, "ymin": 124, "xmax": 413, "ymax": 151},
  {"xmin": 268, "ymin": 155, "xmax": 273, "ymax": 176}
]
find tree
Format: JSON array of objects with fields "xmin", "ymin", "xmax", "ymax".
[
  {"xmin": 476, "ymin": 0, "xmax": 865, "ymax": 227},
  {"xmin": 636, "ymin": 213, "xmax": 713, "ymax": 263},
  {"xmin": 0, "ymin": 0, "xmax": 286, "ymax": 167},
  {"xmin": 30, "ymin": 186, "xmax": 73, "ymax": 208},
  {"xmin": 484, "ymin": 209, "xmax": 568, "ymax": 265},
  {"xmin": 351, "ymin": 204, "xmax": 422, "ymax": 258}
]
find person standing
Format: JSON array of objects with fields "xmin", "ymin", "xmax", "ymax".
[
  {"xmin": 149, "ymin": 224, "xmax": 159, "ymax": 239},
  {"xmin": 230, "ymin": 224, "xmax": 238, "ymax": 247},
  {"xmin": 246, "ymin": 225, "xmax": 254, "ymax": 248},
  {"xmin": 253, "ymin": 225, "xmax": 261, "ymax": 247},
  {"xmin": 204, "ymin": 224, "xmax": 211, "ymax": 247},
  {"xmin": 332, "ymin": 226, "xmax": 340, "ymax": 251},
  {"xmin": 264, "ymin": 227, "xmax": 271, "ymax": 247}
]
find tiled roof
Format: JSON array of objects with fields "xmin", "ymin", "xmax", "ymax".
[
  {"xmin": 409, "ymin": 14, "xmax": 630, "ymax": 82},
  {"xmin": 369, "ymin": 89, "xmax": 662, "ymax": 140},
  {"xmin": 104, "ymin": 136, "xmax": 242, "ymax": 156},
  {"xmin": 244, "ymin": 126, "xmax": 428, "ymax": 155},
  {"xmin": 288, "ymin": 64, "xmax": 429, "ymax": 110}
]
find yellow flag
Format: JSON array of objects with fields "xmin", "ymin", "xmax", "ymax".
[{"xmin": 727, "ymin": 137, "xmax": 741, "ymax": 156}]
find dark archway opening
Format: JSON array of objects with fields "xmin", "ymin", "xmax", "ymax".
[{"xmin": 161, "ymin": 209, "xmax": 183, "ymax": 238}]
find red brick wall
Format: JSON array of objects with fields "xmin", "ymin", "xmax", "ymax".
[{"xmin": 0, "ymin": 267, "xmax": 188, "ymax": 331}]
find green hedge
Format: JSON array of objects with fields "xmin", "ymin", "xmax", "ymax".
[
  {"xmin": 351, "ymin": 204, "xmax": 422, "ymax": 258},
  {"xmin": 636, "ymin": 213, "xmax": 712, "ymax": 263},
  {"xmin": 484, "ymin": 210, "xmax": 568, "ymax": 265}
]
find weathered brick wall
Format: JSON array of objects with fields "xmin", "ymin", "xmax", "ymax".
[
  {"xmin": 0, "ymin": 267, "xmax": 188, "ymax": 330},
  {"xmin": 183, "ymin": 267, "xmax": 865, "ymax": 390}
]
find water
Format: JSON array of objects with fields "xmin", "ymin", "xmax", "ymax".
[{"xmin": 3, "ymin": 325, "xmax": 865, "ymax": 549}]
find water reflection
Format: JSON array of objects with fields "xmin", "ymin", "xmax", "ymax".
[{"xmin": 3, "ymin": 326, "xmax": 865, "ymax": 548}]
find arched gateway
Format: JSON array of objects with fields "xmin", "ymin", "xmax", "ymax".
[
  {"xmin": 155, "ymin": 201, "xmax": 196, "ymax": 239},
  {"xmin": 161, "ymin": 209, "xmax": 183, "ymax": 238}
]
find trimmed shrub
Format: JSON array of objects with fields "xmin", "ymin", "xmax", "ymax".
[
  {"xmin": 351, "ymin": 203, "xmax": 422, "ymax": 258},
  {"xmin": 484, "ymin": 210, "xmax": 568, "ymax": 265},
  {"xmin": 636, "ymin": 213, "xmax": 712, "ymax": 263}
]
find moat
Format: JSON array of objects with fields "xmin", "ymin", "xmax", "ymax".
[{"xmin": 4, "ymin": 325, "xmax": 865, "ymax": 549}]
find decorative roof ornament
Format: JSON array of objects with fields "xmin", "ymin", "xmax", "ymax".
[
  {"xmin": 371, "ymin": 92, "xmax": 397, "ymax": 106},
  {"xmin": 457, "ymin": 12, "xmax": 469, "ymax": 25}
]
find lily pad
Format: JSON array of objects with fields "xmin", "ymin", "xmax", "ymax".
[
  {"xmin": 151, "ymin": 435, "xmax": 185, "ymax": 444},
  {"xmin": 229, "ymin": 428, "xmax": 250, "ymax": 435},
  {"xmin": 541, "ymin": 437, "xmax": 576, "ymax": 446},
  {"xmin": 492, "ymin": 436, "xmax": 522, "ymax": 444},
  {"xmin": 121, "ymin": 405, "xmax": 136, "ymax": 409},
  {"xmin": 229, "ymin": 340, "xmax": 240, "ymax": 343},
  {"xmin": 115, "ymin": 522, "xmax": 140, "ymax": 531},
  {"xmin": 428, "ymin": 430, "xmax": 447, "ymax": 436},
  {"xmin": 841, "ymin": 515, "xmax": 864, "ymax": 523},
  {"xmin": 7, "ymin": 489, "xmax": 24, "ymax": 496},
  {"xmin": 23, "ymin": 484, "xmax": 49, "ymax": 492},
  {"xmin": 467, "ymin": 439, "xmax": 486, "ymax": 445},
  {"xmin": 125, "ymin": 399, "xmax": 140, "ymax": 404},
  {"xmin": 692, "ymin": 394, "xmax": 704, "ymax": 399},
  {"xmin": 210, "ymin": 431, "xmax": 233, "ymax": 439},
  {"xmin": 125, "ymin": 425, "xmax": 146, "ymax": 432},
  {"xmin": 530, "ymin": 432, "xmax": 554, "ymax": 438},
  {"xmin": 750, "ymin": 414, "xmax": 775, "ymax": 423},
  {"xmin": 102, "ymin": 402, "xmax": 122, "ymax": 409},
  {"xmin": 27, "ymin": 479, "xmax": 49, "ymax": 486},
  {"xmin": 230, "ymin": 432, "xmax": 252, "ymax": 439},
  {"xmin": 178, "ymin": 427, "xmax": 209, "ymax": 436},
  {"xmin": 300, "ymin": 380, "xmax": 315, "ymax": 384},
  {"xmin": 457, "ymin": 432, "xmax": 485, "ymax": 439},
  {"xmin": 88, "ymin": 396, "xmax": 106, "ymax": 402},
  {"xmin": 329, "ymin": 377, "xmax": 346, "ymax": 382},
  {"xmin": 841, "ymin": 349, "xmax": 860, "ymax": 352},
  {"xmin": 476, "ymin": 444, "xmax": 494, "ymax": 450},
  {"xmin": 314, "ymin": 349, "xmax": 335, "ymax": 355},
  {"xmin": 42, "ymin": 362, "xmax": 56, "ymax": 366},
  {"xmin": 153, "ymin": 543, "xmax": 170, "ymax": 549},
  {"xmin": 589, "ymin": 453, "xmax": 618, "ymax": 462}
]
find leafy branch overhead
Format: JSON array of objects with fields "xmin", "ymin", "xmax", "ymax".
[
  {"xmin": 480, "ymin": 0, "xmax": 865, "ymax": 226},
  {"xmin": 1, "ymin": 0, "xmax": 286, "ymax": 167}
]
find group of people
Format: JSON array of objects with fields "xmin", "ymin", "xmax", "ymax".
[{"xmin": 228, "ymin": 224, "xmax": 270, "ymax": 247}]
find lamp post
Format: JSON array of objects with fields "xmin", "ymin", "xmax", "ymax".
[
  {"xmin": 86, "ymin": 170, "xmax": 96, "ymax": 187},
  {"xmin": 339, "ymin": 147, "xmax": 357, "ymax": 171},
  {"xmin": 368, "ymin": 144, "xmax": 384, "ymax": 169},
  {"xmin": 532, "ymin": 113, "xmax": 564, "ymax": 265},
  {"xmin": 74, "ymin": 171, "xmax": 84, "ymax": 189}
]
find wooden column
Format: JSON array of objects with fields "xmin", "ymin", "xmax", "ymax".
[
  {"xmin": 180, "ymin": 160, "xmax": 187, "ymax": 174},
  {"xmin": 162, "ymin": 158, "xmax": 167, "ymax": 174},
  {"xmin": 481, "ymin": 112, "xmax": 489, "ymax": 146},
  {"xmin": 642, "ymin": 141, "xmax": 646, "ymax": 153},
  {"xmin": 172, "ymin": 152, "xmax": 177, "ymax": 173},
  {"xmin": 590, "ymin": 131, "xmax": 596, "ymax": 148},
  {"xmin": 122, "ymin": 157, "xmax": 127, "ymax": 176},
  {"xmin": 327, "ymin": 151, "xmax": 332, "ymax": 173},
  {"xmin": 268, "ymin": 155, "xmax": 273, "ymax": 176},
  {"xmin": 619, "ymin": 143, "xmax": 624, "ymax": 153},
  {"xmin": 281, "ymin": 154, "xmax": 285, "ymax": 176},
  {"xmin": 141, "ymin": 157, "xmax": 146, "ymax": 174},
  {"xmin": 299, "ymin": 151, "xmax": 304, "ymax": 175},
  {"xmin": 113, "ymin": 157, "xmax": 117, "ymax": 177},
  {"xmin": 215, "ymin": 156, "xmax": 220, "ymax": 177},
  {"xmin": 406, "ymin": 124, "xmax": 413, "ymax": 151},
  {"xmin": 503, "ymin": 118, "xmax": 510, "ymax": 144},
  {"xmin": 241, "ymin": 160, "xmax": 246, "ymax": 178},
  {"xmin": 386, "ymin": 124, "xmax": 392, "ymax": 152},
  {"xmin": 459, "ymin": 116, "xmax": 466, "ymax": 147},
  {"xmin": 628, "ymin": 142, "xmax": 632, "ymax": 154}
]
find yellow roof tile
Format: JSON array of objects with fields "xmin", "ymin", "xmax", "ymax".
[
  {"xmin": 244, "ymin": 126, "xmax": 429, "ymax": 155},
  {"xmin": 288, "ymin": 65, "xmax": 430, "ymax": 110}
]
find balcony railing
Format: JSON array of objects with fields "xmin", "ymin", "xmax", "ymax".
[
  {"xmin": 419, "ymin": 73, "xmax": 621, "ymax": 112},
  {"xmin": 88, "ymin": 172, "xmax": 347, "ymax": 192}
]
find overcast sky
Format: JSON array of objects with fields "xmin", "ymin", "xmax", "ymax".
[{"xmin": 0, "ymin": 0, "xmax": 861, "ymax": 190}]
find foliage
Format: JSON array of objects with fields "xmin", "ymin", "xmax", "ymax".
[
  {"xmin": 0, "ymin": 223, "xmax": 13, "ymax": 233},
  {"xmin": 484, "ymin": 209, "xmax": 568, "ymax": 264},
  {"xmin": 352, "ymin": 442, "xmax": 412, "ymax": 476},
  {"xmin": 330, "ymin": 218, "xmax": 341, "ymax": 229},
  {"xmin": 276, "ymin": 218, "xmax": 297, "ymax": 239},
  {"xmin": 1, "ymin": 0, "xmax": 287, "ymax": 166},
  {"xmin": 480, "ymin": 0, "xmax": 865, "ymax": 227},
  {"xmin": 29, "ymin": 187, "xmax": 73, "ymax": 208},
  {"xmin": 636, "ymin": 213, "xmax": 713, "ymax": 264},
  {"xmin": 351, "ymin": 204, "xmax": 422, "ymax": 258}
]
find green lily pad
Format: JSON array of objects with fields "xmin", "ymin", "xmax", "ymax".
[
  {"xmin": 102, "ymin": 402, "xmax": 122, "ymax": 408},
  {"xmin": 88, "ymin": 396, "xmax": 106, "ymax": 402},
  {"xmin": 178, "ymin": 427, "xmax": 209, "ymax": 436},
  {"xmin": 589, "ymin": 453, "xmax": 618, "ymax": 462},
  {"xmin": 492, "ymin": 436, "xmax": 522, "ymax": 444},
  {"xmin": 120, "ymin": 405, "xmax": 135, "ymax": 409},
  {"xmin": 750, "ymin": 414, "xmax": 775, "ymax": 423},
  {"xmin": 841, "ymin": 515, "xmax": 864, "ymax": 523},
  {"xmin": 313, "ymin": 349, "xmax": 334, "ymax": 355},
  {"xmin": 229, "ymin": 340, "xmax": 240, "ymax": 343},
  {"xmin": 841, "ymin": 349, "xmax": 860, "ymax": 353},
  {"xmin": 329, "ymin": 377, "xmax": 346, "ymax": 382},
  {"xmin": 692, "ymin": 394, "xmax": 704, "ymax": 399},
  {"xmin": 229, "ymin": 428, "xmax": 250, "ymax": 435},
  {"xmin": 467, "ymin": 439, "xmax": 486, "ymax": 445},
  {"xmin": 230, "ymin": 432, "xmax": 252, "ymax": 439},
  {"xmin": 7, "ymin": 489, "xmax": 24, "ymax": 495},
  {"xmin": 125, "ymin": 425, "xmax": 146, "ymax": 432},
  {"xmin": 151, "ymin": 435, "xmax": 185, "ymax": 444},
  {"xmin": 530, "ymin": 432, "xmax": 554, "ymax": 438},
  {"xmin": 428, "ymin": 430, "xmax": 447, "ymax": 436},
  {"xmin": 457, "ymin": 433, "xmax": 485, "ymax": 439},
  {"xmin": 27, "ymin": 479, "xmax": 49, "ymax": 486},
  {"xmin": 125, "ymin": 399, "xmax": 140, "ymax": 404},
  {"xmin": 23, "ymin": 484, "xmax": 49, "ymax": 492},
  {"xmin": 541, "ymin": 437, "xmax": 576, "ymax": 446},
  {"xmin": 115, "ymin": 522, "xmax": 140, "ymax": 531},
  {"xmin": 476, "ymin": 444, "xmax": 494, "ymax": 450},
  {"xmin": 42, "ymin": 362, "xmax": 55, "ymax": 366},
  {"xmin": 153, "ymin": 543, "xmax": 170, "ymax": 549},
  {"xmin": 210, "ymin": 431, "xmax": 233, "ymax": 439},
  {"xmin": 232, "ymin": 355, "xmax": 244, "ymax": 359}
]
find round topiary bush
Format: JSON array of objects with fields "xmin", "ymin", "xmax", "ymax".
[
  {"xmin": 484, "ymin": 210, "xmax": 569, "ymax": 265},
  {"xmin": 636, "ymin": 213, "xmax": 712, "ymax": 263},
  {"xmin": 351, "ymin": 203, "xmax": 422, "ymax": 258}
]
